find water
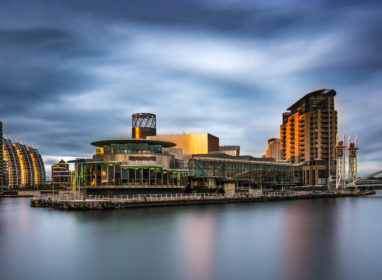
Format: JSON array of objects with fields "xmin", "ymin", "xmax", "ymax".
[{"xmin": 1, "ymin": 192, "xmax": 382, "ymax": 280}]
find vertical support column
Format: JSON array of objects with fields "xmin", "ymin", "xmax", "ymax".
[
  {"xmin": 127, "ymin": 168, "xmax": 129, "ymax": 185},
  {"xmin": 336, "ymin": 133, "xmax": 346, "ymax": 189},
  {"xmin": 112, "ymin": 165, "xmax": 115, "ymax": 185},
  {"xmin": 140, "ymin": 168, "xmax": 143, "ymax": 186},
  {"xmin": 155, "ymin": 168, "xmax": 157, "ymax": 186},
  {"xmin": 148, "ymin": 168, "xmax": 151, "ymax": 187}
]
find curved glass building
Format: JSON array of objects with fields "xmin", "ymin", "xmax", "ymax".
[{"xmin": 2, "ymin": 139, "xmax": 46, "ymax": 187}]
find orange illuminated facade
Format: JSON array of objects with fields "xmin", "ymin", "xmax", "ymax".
[
  {"xmin": 280, "ymin": 89, "xmax": 337, "ymax": 185},
  {"xmin": 2, "ymin": 138, "xmax": 45, "ymax": 187},
  {"xmin": 0, "ymin": 122, "xmax": 3, "ymax": 186},
  {"xmin": 148, "ymin": 133, "xmax": 219, "ymax": 155},
  {"xmin": 265, "ymin": 138, "xmax": 281, "ymax": 160}
]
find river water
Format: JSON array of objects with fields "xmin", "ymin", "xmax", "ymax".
[{"xmin": 1, "ymin": 191, "xmax": 382, "ymax": 280}]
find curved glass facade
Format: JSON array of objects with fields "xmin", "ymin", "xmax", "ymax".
[
  {"xmin": 2, "ymin": 139, "xmax": 45, "ymax": 187},
  {"xmin": 3, "ymin": 139, "xmax": 21, "ymax": 187},
  {"xmin": 28, "ymin": 147, "xmax": 46, "ymax": 185},
  {"xmin": 102, "ymin": 143, "xmax": 163, "ymax": 155}
]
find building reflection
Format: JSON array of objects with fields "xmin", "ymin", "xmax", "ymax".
[
  {"xmin": 178, "ymin": 212, "xmax": 217, "ymax": 280},
  {"xmin": 281, "ymin": 200, "xmax": 339, "ymax": 280}
]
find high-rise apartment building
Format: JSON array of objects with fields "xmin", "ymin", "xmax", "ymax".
[
  {"xmin": 280, "ymin": 89, "xmax": 337, "ymax": 186},
  {"xmin": 0, "ymin": 121, "xmax": 3, "ymax": 186},
  {"xmin": 52, "ymin": 160, "xmax": 71, "ymax": 187},
  {"xmin": 265, "ymin": 138, "xmax": 282, "ymax": 160}
]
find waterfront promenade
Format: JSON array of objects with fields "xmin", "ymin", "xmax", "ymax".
[{"xmin": 31, "ymin": 188, "xmax": 375, "ymax": 210}]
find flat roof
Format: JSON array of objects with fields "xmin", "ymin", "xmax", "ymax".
[
  {"xmin": 91, "ymin": 138, "xmax": 176, "ymax": 148},
  {"xmin": 219, "ymin": 145, "xmax": 240, "ymax": 151},
  {"xmin": 166, "ymin": 169, "xmax": 192, "ymax": 172},
  {"xmin": 149, "ymin": 132, "xmax": 219, "ymax": 138},
  {"xmin": 192, "ymin": 154, "xmax": 293, "ymax": 166},
  {"xmin": 120, "ymin": 165, "xmax": 165, "ymax": 168}
]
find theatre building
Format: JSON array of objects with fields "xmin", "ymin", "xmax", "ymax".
[{"xmin": 69, "ymin": 138, "xmax": 190, "ymax": 193}]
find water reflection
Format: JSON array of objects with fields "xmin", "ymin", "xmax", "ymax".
[
  {"xmin": 1, "ymin": 193, "xmax": 382, "ymax": 280},
  {"xmin": 282, "ymin": 199, "xmax": 339, "ymax": 280},
  {"xmin": 178, "ymin": 211, "xmax": 216, "ymax": 280}
]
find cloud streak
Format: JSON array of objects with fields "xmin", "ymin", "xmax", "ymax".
[{"xmin": 0, "ymin": 0, "xmax": 381, "ymax": 177}]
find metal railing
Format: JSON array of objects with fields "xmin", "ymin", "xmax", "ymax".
[{"xmin": 33, "ymin": 190, "xmax": 333, "ymax": 202}]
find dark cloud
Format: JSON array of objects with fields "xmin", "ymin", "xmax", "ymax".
[{"xmin": 0, "ymin": 0, "xmax": 381, "ymax": 176}]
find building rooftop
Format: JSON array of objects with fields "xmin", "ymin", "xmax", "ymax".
[
  {"xmin": 268, "ymin": 138, "xmax": 280, "ymax": 143},
  {"xmin": 287, "ymin": 89, "xmax": 336, "ymax": 112},
  {"xmin": 192, "ymin": 153, "xmax": 276, "ymax": 162},
  {"xmin": 219, "ymin": 145, "xmax": 240, "ymax": 151},
  {"xmin": 91, "ymin": 138, "xmax": 176, "ymax": 148}
]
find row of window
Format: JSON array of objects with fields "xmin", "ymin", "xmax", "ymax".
[{"xmin": 103, "ymin": 143, "xmax": 163, "ymax": 154}]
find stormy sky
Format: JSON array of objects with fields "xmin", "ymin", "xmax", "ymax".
[{"xmin": 0, "ymin": 0, "xmax": 381, "ymax": 178}]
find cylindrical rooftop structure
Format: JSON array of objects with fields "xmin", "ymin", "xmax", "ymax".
[{"xmin": 132, "ymin": 113, "xmax": 156, "ymax": 139}]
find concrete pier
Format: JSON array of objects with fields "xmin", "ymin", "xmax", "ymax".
[{"xmin": 30, "ymin": 189, "xmax": 375, "ymax": 210}]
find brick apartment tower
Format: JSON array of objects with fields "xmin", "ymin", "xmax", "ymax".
[
  {"xmin": 280, "ymin": 89, "xmax": 337, "ymax": 186},
  {"xmin": 0, "ymin": 121, "xmax": 3, "ymax": 186},
  {"xmin": 265, "ymin": 138, "xmax": 282, "ymax": 160}
]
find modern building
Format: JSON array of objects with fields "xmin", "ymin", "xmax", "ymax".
[
  {"xmin": 2, "ymin": 138, "xmax": 46, "ymax": 187},
  {"xmin": 52, "ymin": 159, "xmax": 71, "ymax": 187},
  {"xmin": 265, "ymin": 138, "xmax": 282, "ymax": 160},
  {"xmin": 132, "ymin": 113, "xmax": 156, "ymax": 139},
  {"xmin": 0, "ymin": 121, "xmax": 3, "ymax": 186},
  {"xmin": 217, "ymin": 145, "xmax": 240, "ymax": 157},
  {"xmin": 280, "ymin": 89, "xmax": 337, "ymax": 185},
  {"xmin": 69, "ymin": 138, "xmax": 190, "ymax": 191},
  {"xmin": 3, "ymin": 139, "xmax": 21, "ymax": 187},
  {"xmin": 69, "ymin": 114, "xmax": 295, "ymax": 193},
  {"xmin": 148, "ymin": 133, "xmax": 219, "ymax": 155},
  {"xmin": 189, "ymin": 154, "xmax": 293, "ymax": 189},
  {"xmin": 27, "ymin": 146, "xmax": 45, "ymax": 186}
]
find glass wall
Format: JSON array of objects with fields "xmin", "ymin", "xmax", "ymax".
[
  {"xmin": 191, "ymin": 159, "xmax": 294, "ymax": 186},
  {"xmin": 102, "ymin": 143, "xmax": 163, "ymax": 155},
  {"xmin": 78, "ymin": 163, "xmax": 188, "ymax": 187}
]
